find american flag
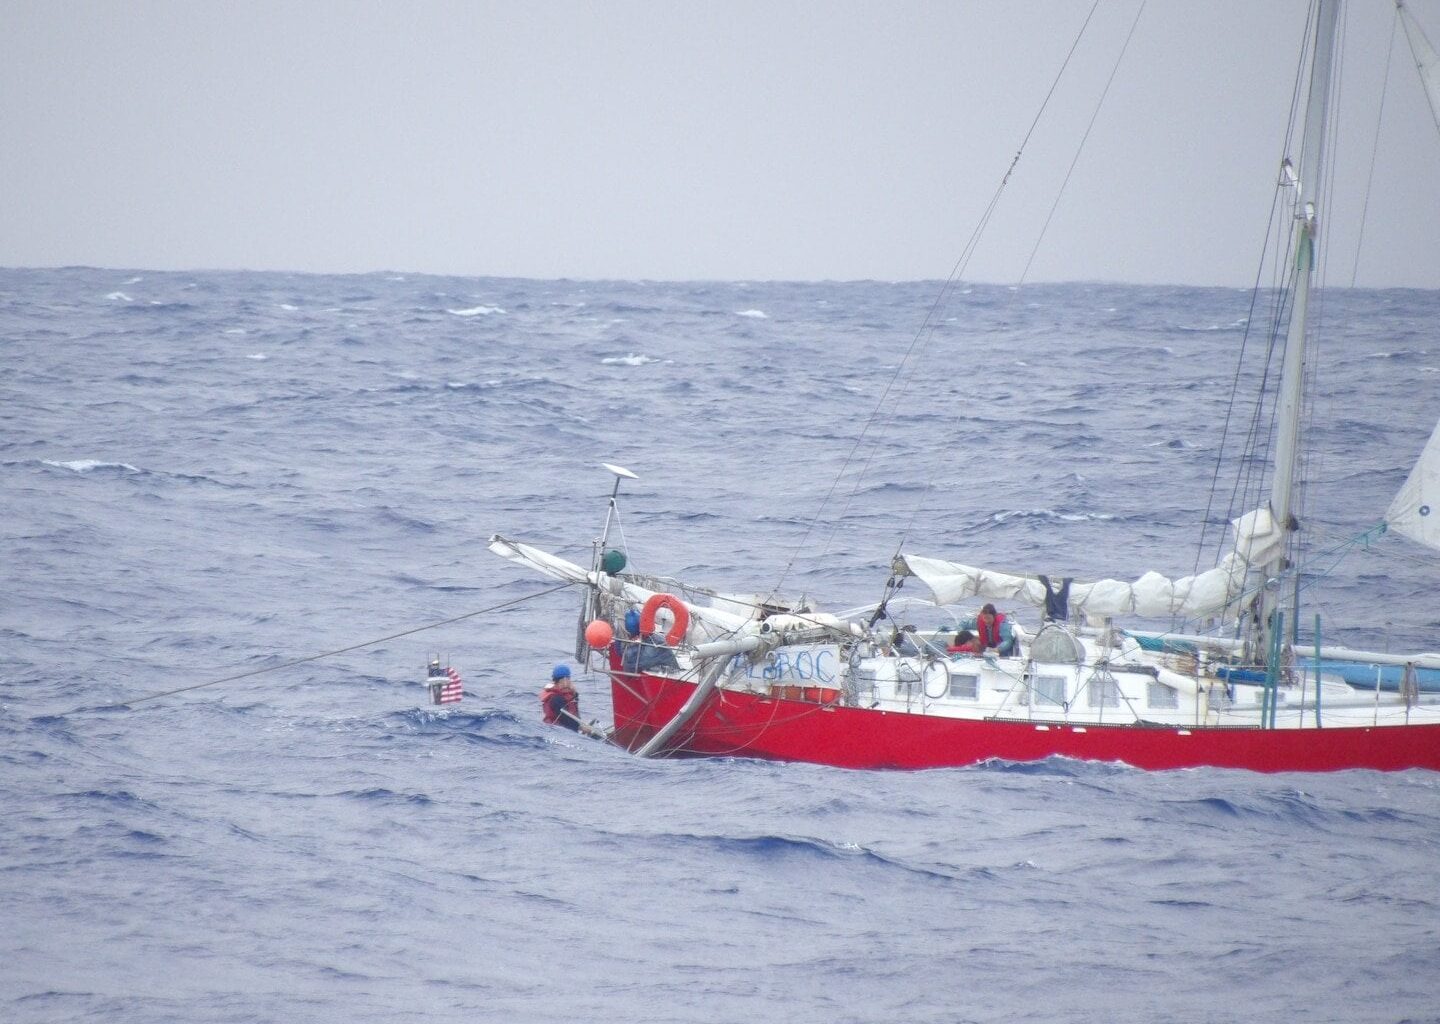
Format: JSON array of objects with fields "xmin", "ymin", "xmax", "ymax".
[{"xmin": 430, "ymin": 666, "xmax": 464, "ymax": 705}]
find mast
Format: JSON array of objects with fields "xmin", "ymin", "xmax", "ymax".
[{"xmin": 1260, "ymin": 0, "xmax": 1342, "ymax": 661}]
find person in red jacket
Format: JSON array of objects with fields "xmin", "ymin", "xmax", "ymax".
[
  {"xmin": 975, "ymin": 603, "xmax": 1016, "ymax": 656},
  {"xmin": 540, "ymin": 664, "xmax": 581, "ymax": 732},
  {"xmin": 947, "ymin": 629, "xmax": 981, "ymax": 655}
]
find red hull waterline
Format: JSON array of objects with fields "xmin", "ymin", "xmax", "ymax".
[{"xmin": 611, "ymin": 674, "xmax": 1440, "ymax": 773}]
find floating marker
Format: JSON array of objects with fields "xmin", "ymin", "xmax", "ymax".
[{"xmin": 427, "ymin": 657, "xmax": 464, "ymax": 705}]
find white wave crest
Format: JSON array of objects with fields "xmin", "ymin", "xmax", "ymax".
[
  {"xmin": 991, "ymin": 508, "xmax": 1114, "ymax": 524},
  {"xmin": 106, "ymin": 292, "xmax": 133, "ymax": 302},
  {"xmin": 43, "ymin": 459, "xmax": 140, "ymax": 474},
  {"xmin": 247, "ymin": 353, "xmax": 268, "ymax": 361},
  {"xmin": 1179, "ymin": 319, "xmax": 1248, "ymax": 332},
  {"xmin": 224, "ymin": 328, "xmax": 246, "ymax": 335},
  {"xmin": 280, "ymin": 303, "xmax": 299, "ymax": 311},
  {"xmin": 447, "ymin": 305, "xmax": 505, "ymax": 317},
  {"xmin": 602, "ymin": 353, "xmax": 659, "ymax": 366},
  {"xmin": 735, "ymin": 309, "xmax": 768, "ymax": 319}
]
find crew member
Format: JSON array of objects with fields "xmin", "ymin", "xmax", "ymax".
[
  {"xmin": 614, "ymin": 608, "xmax": 679, "ymax": 673},
  {"xmin": 947, "ymin": 628, "xmax": 981, "ymax": 655},
  {"xmin": 975, "ymin": 603, "xmax": 1017, "ymax": 656},
  {"xmin": 540, "ymin": 664, "xmax": 582, "ymax": 731}
]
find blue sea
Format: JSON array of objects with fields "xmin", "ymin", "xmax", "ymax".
[{"xmin": 4, "ymin": 267, "xmax": 1439, "ymax": 1023}]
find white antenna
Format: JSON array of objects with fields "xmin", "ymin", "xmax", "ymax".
[{"xmin": 597, "ymin": 462, "xmax": 638, "ymax": 554}]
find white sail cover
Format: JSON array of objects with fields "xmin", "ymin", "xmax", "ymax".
[
  {"xmin": 1400, "ymin": 0, "xmax": 1440, "ymax": 135},
  {"xmin": 1385, "ymin": 418, "xmax": 1440, "ymax": 551},
  {"xmin": 900, "ymin": 508, "xmax": 1284, "ymax": 622}
]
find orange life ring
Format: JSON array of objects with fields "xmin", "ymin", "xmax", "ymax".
[{"xmin": 640, "ymin": 593, "xmax": 691, "ymax": 646}]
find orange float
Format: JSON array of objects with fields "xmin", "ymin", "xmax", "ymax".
[{"xmin": 584, "ymin": 619, "xmax": 614, "ymax": 649}]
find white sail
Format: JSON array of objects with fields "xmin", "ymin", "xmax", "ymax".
[
  {"xmin": 901, "ymin": 508, "xmax": 1282, "ymax": 622},
  {"xmin": 1385, "ymin": 418, "xmax": 1440, "ymax": 551},
  {"xmin": 1399, "ymin": 0, "xmax": 1440, "ymax": 135}
]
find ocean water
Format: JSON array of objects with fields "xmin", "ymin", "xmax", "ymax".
[{"xmin": 3, "ymin": 267, "xmax": 1440, "ymax": 1023}]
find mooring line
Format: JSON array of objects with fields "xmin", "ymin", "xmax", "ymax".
[{"xmin": 77, "ymin": 582, "xmax": 578, "ymax": 713}]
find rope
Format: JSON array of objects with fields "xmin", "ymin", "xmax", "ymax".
[{"xmin": 76, "ymin": 582, "xmax": 578, "ymax": 713}]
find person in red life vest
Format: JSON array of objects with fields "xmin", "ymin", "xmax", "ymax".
[
  {"xmin": 540, "ymin": 664, "xmax": 582, "ymax": 732},
  {"xmin": 974, "ymin": 603, "xmax": 1017, "ymax": 656},
  {"xmin": 947, "ymin": 628, "xmax": 981, "ymax": 655}
]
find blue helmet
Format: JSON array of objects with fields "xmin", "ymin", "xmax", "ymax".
[
  {"xmin": 551, "ymin": 663, "xmax": 571, "ymax": 681},
  {"xmin": 624, "ymin": 609, "xmax": 642, "ymax": 636}
]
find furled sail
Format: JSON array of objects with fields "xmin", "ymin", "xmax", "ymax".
[
  {"xmin": 488, "ymin": 535, "xmax": 753, "ymax": 637},
  {"xmin": 1385, "ymin": 418, "xmax": 1440, "ymax": 551},
  {"xmin": 900, "ymin": 508, "xmax": 1283, "ymax": 622},
  {"xmin": 1399, "ymin": 0, "xmax": 1440, "ymax": 135}
]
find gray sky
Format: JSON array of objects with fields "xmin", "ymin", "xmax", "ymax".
[{"xmin": 3, "ymin": 1, "xmax": 1438, "ymax": 287}]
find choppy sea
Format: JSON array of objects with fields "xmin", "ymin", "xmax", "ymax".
[{"xmin": 4, "ymin": 267, "xmax": 1440, "ymax": 1023}]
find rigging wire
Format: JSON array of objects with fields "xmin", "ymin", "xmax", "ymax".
[
  {"xmin": 886, "ymin": 2, "xmax": 1146, "ymax": 559},
  {"xmin": 1191, "ymin": 3, "xmax": 1316, "ymax": 582},
  {"xmin": 1399, "ymin": 0, "xmax": 1440, "ymax": 136},
  {"xmin": 883, "ymin": 0, "xmax": 1150, "ymax": 562},
  {"xmin": 1238, "ymin": 1, "xmax": 1318, "ymax": 532},
  {"xmin": 1014, "ymin": 0, "xmax": 1148, "ymax": 291},
  {"xmin": 1187, "ymin": 207, "xmax": 1287, "ymax": 580},
  {"xmin": 75, "ymin": 582, "xmax": 579, "ymax": 714},
  {"xmin": 1350, "ymin": 5, "xmax": 1400, "ymax": 287},
  {"xmin": 762, "ymin": 0, "xmax": 1105, "ymax": 601},
  {"xmin": 1178, "ymin": 2, "xmax": 1323, "ymax": 640}
]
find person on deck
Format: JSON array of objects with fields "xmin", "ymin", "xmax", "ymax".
[
  {"xmin": 614, "ymin": 608, "xmax": 679, "ymax": 673},
  {"xmin": 888, "ymin": 624, "xmax": 923, "ymax": 656},
  {"xmin": 540, "ymin": 664, "xmax": 583, "ymax": 732},
  {"xmin": 975, "ymin": 603, "xmax": 1017, "ymax": 656},
  {"xmin": 947, "ymin": 629, "xmax": 981, "ymax": 655}
]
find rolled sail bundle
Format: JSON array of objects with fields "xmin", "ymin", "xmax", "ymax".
[{"xmin": 899, "ymin": 507, "xmax": 1283, "ymax": 622}]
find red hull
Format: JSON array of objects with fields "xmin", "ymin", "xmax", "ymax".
[{"xmin": 611, "ymin": 673, "xmax": 1440, "ymax": 772}]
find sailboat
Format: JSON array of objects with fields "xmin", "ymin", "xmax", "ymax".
[{"xmin": 491, "ymin": 0, "xmax": 1440, "ymax": 772}]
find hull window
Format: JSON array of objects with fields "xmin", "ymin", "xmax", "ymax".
[
  {"xmin": 948, "ymin": 673, "xmax": 979, "ymax": 700},
  {"xmin": 1147, "ymin": 681, "xmax": 1180, "ymax": 709},
  {"xmin": 1085, "ymin": 671, "xmax": 1121, "ymax": 708},
  {"xmin": 1032, "ymin": 674, "xmax": 1067, "ymax": 707}
]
